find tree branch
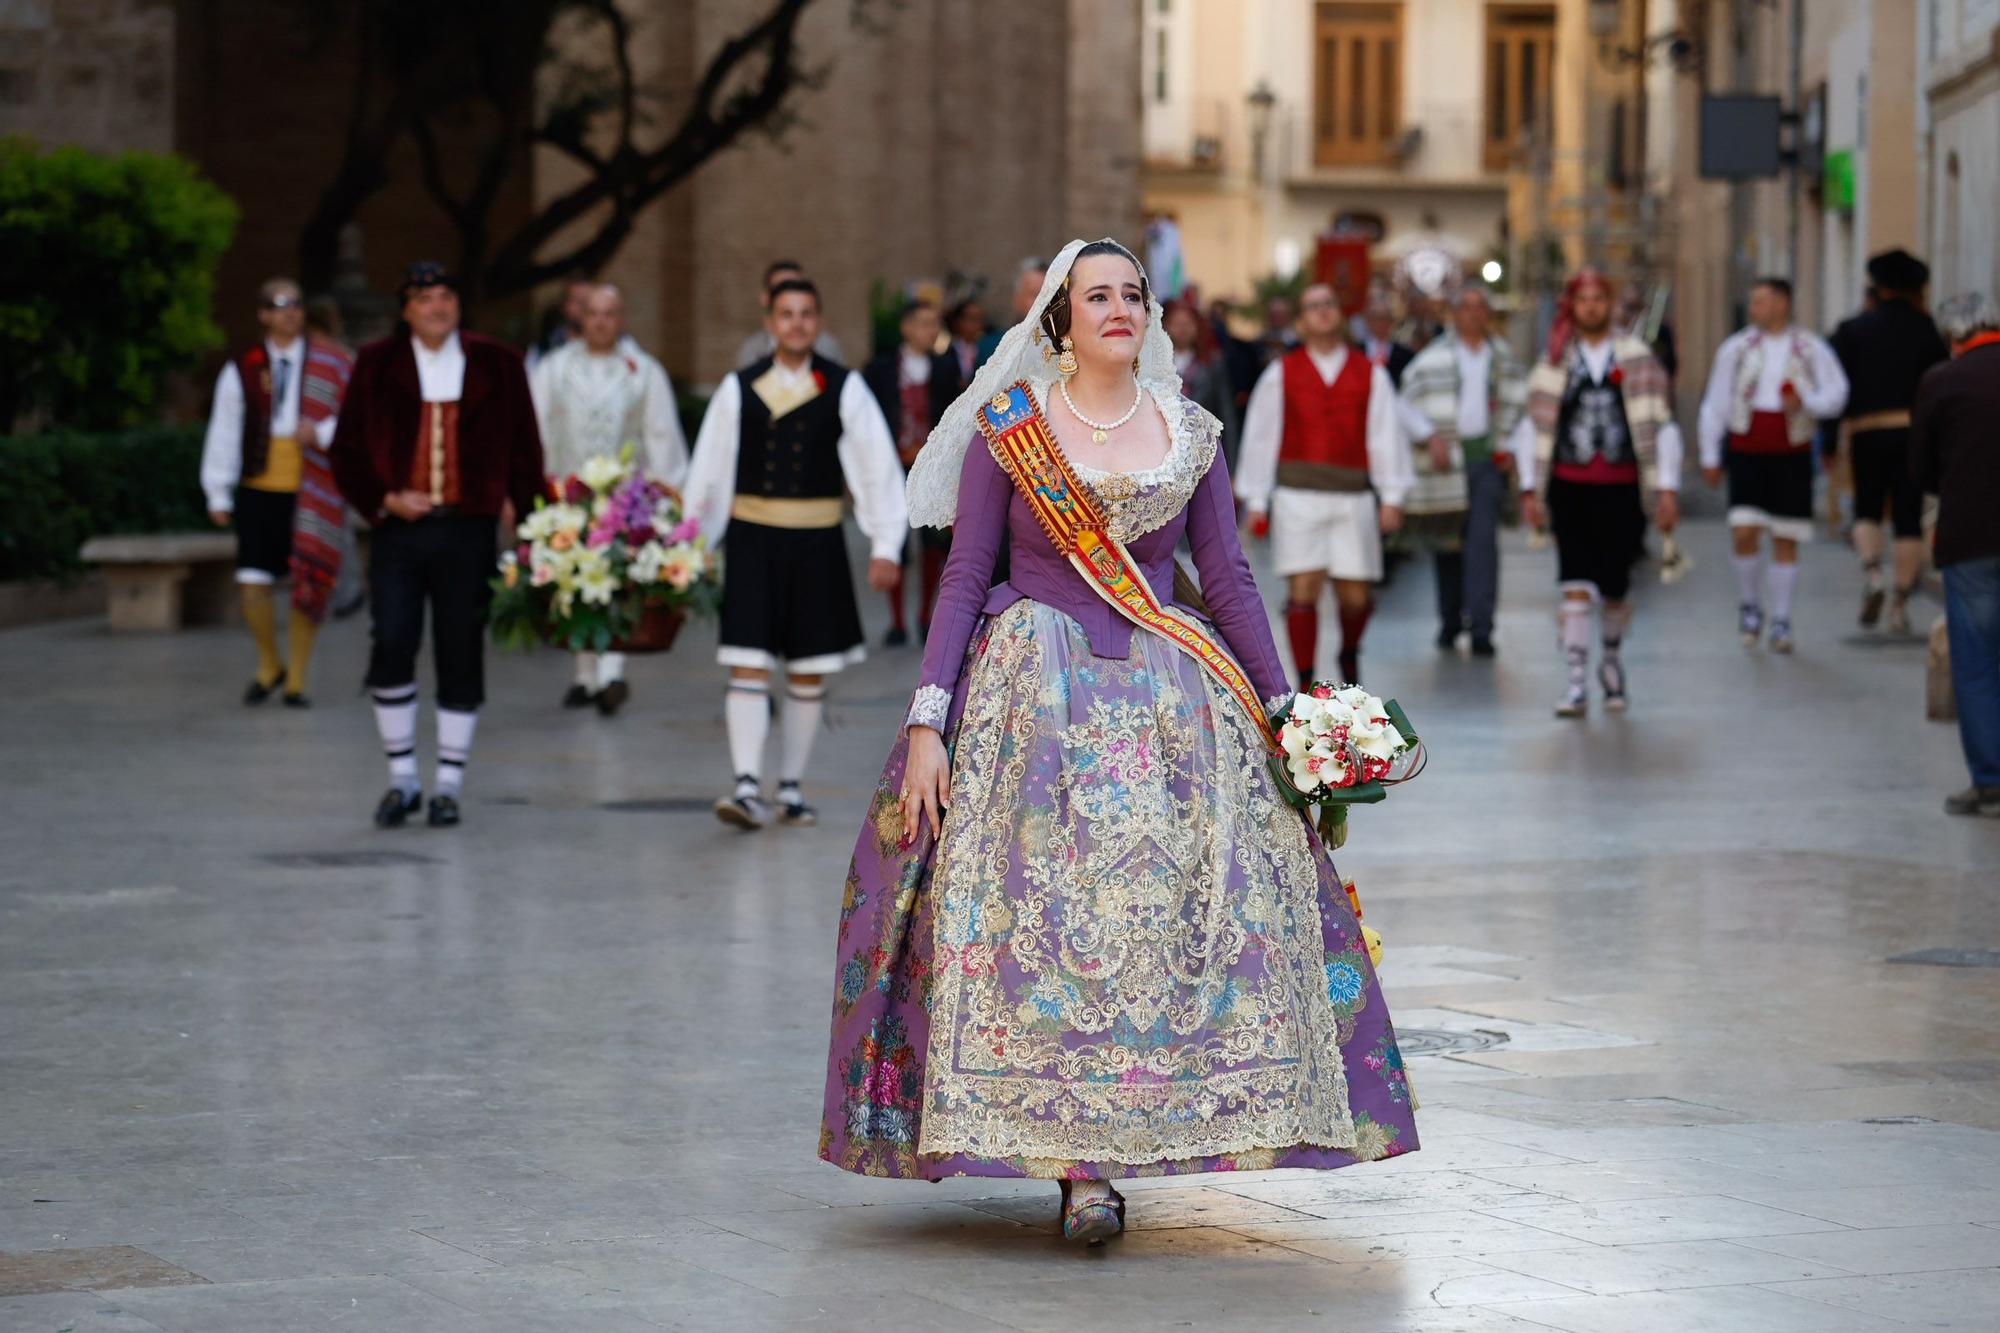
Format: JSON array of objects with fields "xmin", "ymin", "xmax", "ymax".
[{"xmin": 482, "ymin": 0, "xmax": 816, "ymax": 297}]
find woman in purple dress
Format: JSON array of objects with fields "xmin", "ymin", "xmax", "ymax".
[{"xmin": 819, "ymin": 239, "xmax": 1419, "ymax": 1244}]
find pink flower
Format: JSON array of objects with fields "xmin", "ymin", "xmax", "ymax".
[
  {"xmin": 668, "ymin": 518, "xmax": 700, "ymax": 544},
  {"xmin": 1311, "ymin": 684, "xmax": 1334, "ymax": 699}
]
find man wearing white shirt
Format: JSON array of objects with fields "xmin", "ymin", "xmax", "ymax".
[
  {"xmin": 199, "ymin": 278, "xmax": 354, "ymax": 706},
  {"xmin": 1235, "ymin": 283, "xmax": 1413, "ymax": 689},
  {"xmin": 1397, "ymin": 287, "xmax": 1529, "ymax": 656},
  {"xmin": 331, "ymin": 262, "xmax": 544, "ymax": 829},
  {"xmin": 1513, "ymin": 270, "xmax": 1683, "ymax": 717},
  {"xmin": 529, "ymin": 283, "xmax": 690, "ymax": 713},
  {"xmin": 684, "ymin": 278, "xmax": 905, "ymax": 830},
  {"xmin": 1696, "ymin": 277, "xmax": 1849, "ymax": 652}
]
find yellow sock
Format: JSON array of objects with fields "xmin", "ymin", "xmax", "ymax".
[
  {"xmin": 285, "ymin": 612, "xmax": 318, "ymax": 696},
  {"xmin": 240, "ymin": 583, "xmax": 283, "ymax": 686}
]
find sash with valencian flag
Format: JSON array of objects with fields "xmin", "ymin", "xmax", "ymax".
[{"xmin": 974, "ymin": 382, "xmax": 1277, "ymax": 751}]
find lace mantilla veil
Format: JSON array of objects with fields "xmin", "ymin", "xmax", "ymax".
[{"xmin": 905, "ymin": 237, "xmax": 1183, "ymax": 529}]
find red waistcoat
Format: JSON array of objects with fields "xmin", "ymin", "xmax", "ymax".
[{"xmin": 1280, "ymin": 346, "xmax": 1372, "ymax": 470}]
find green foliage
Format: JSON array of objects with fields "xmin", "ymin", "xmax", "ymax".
[
  {"xmin": 0, "ymin": 138, "xmax": 238, "ymax": 433},
  {"xmin": 0, "ymin": 426, "xmax": 208, "ymax": 582}
]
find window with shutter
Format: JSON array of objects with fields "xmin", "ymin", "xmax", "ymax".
[{"xmin": 1312, "ymin": 3, "xmax": 1403, "ymax": 167}]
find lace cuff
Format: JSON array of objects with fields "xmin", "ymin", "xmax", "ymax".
[
  {"xmin": 905, "ymin": 683, "xmax": 953, "ymax": 732},
  {"xmin": 1265, "ymin": 692, "xmax": 1299, "ymax": 719}
]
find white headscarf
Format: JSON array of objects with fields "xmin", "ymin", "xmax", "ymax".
[{"xmin": 906, "ymin": 237, "xmax": 1181, "ymax": 528}]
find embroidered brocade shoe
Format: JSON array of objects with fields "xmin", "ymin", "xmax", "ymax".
[
  {"xmin": 562, "ymin": 684, "xmax": 596, "ymax": 709},
  {"xmin": 1738, "ymin": 603, "xmax": 1763, "ymax": 647},
  {"xmin": 426, "ymin": 794, "xmax": 461, "ymax": 827},
  {"xmin": 595, "ymin": 680, "xmax": 630, "ymax": 716},
  {"xmin": 373, "ymin": 787, "xmax": 422, "ymax": 829},
  {"xmin": 1768, "ymin": 619, "xmax": 1795, "ymax": 654},
  {"xmin": 1059, "ymin": 1180, "xmax": 1126, "ymax": 1245}
]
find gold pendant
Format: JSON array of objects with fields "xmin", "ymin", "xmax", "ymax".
[{"xmin": 1091, "ymin": 428, "xmax": 1107, "ymax": 445}]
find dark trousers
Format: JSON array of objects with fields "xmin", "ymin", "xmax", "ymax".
[
  {"xmin": 1945, "ymin": 555, "xmax": 2000, "ymax": 788},
  {"xmin": 1432, "ymin": 460, "xmax": 1504, "ymax": 640},
  {"xmin": 365, "ymin": 515, "xmax": 495, "ymax": 711}
]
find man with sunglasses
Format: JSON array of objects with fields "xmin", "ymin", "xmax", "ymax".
[{"xmin": 200, "ymin": 278, "xmax": 355, "ymax": 706}]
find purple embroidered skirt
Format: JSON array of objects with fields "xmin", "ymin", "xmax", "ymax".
[{"xmin": 820, "ymin": 601, "xmax": 1419, "ymax": 1180}]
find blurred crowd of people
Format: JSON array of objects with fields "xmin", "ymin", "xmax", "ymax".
[{"xmin": 196, "ymin": 240, "xmax": 2000, "ymax": 824}]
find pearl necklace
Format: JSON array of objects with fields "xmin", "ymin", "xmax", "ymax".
[{"xmin": 1059, "ymin": 377, "xmax": 1144, "ymax": 445}]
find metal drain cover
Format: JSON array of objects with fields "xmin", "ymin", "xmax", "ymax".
[
  {"xmin": 598, "ymin": 797, "xmax": 713, "ymax": 813},
  {"xmin": 261, "ymin": 850, "xmax": 441, "ymax": 868},
  {"xmin": 1397, "ymin": 1026, "xmax": 1510, "ymax": 1056}
]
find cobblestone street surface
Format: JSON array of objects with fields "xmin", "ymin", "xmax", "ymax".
[{"xmin": 3, "ymin": 517, "xmax": 1997, "ymax": 1332}]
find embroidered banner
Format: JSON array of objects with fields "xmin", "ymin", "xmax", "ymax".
[{"xmin": 975, "ymin": 381, "xmax": 1276, "ymax": 751}]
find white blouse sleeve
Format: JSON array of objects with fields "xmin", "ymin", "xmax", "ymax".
[
  {"xmin": 837, "ymin": 371, "xmax": 910, "ymax": 563},
  {"xmin": 645, "ymin": 361, "xmax": 690, "ymax": 488},
  {"xmin": 1233, "ymin": 360, "xmax": 1285, "ymax": 513},
  {"xmin": 1365, "ymin": 365, "xmax": 1415, "ymax": 507},
  {"xmin": 200, "ymin": 362, "xmax": 246, "ymax": 513},
  {"xmin": 684, "ymin": 374, "xmax": 742, "ymax": 547}
]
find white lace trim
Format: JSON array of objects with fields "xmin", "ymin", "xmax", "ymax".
[
  {"xmin": 1056, "ymin": 385, "xmax": 1221, "ymax": 543},
  {"xmin": 905, "ymin": 683, "xmax": 953, "ymax": 731},
  {"xmin": 1265, "ymin": 692, "xmax": 1298, "ymax": 718}
]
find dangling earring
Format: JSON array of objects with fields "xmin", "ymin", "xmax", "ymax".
[
  {"xmin": 1131, "ymin": 356, "xmax": 1141, "ymax": 376},
  {"xmin": 1057, "ymin": 337, "xmax": 1079, "ymax": 378}
]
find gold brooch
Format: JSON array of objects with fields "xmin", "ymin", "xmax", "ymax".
[{"xmin": 990, "ymin": 391, "xmax": 1013, "ymax": 413}]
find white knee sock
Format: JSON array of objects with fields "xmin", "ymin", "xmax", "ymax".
[
  {"xmin": 436, "ymin": 707, "xmax": 477, "ymax": 797},
  {"xmin": 371, "ymin": 684, "xmax": 420, "ymax": 795},
  {"xmin": 1767, "ymin": 561, "xmax": 1800, "ymax": 623},
  {"xmin": 598, "ymin": 651, "xmax": 626, "ymax": 684},
  {"xmin": 1731, "ymin": 553, "xmax": 1764, "ymax": 606},
  {"xmin": 725, "ymin": 680, "xmax": 771, "ymax": 782},
  {"xmin": 573, "ymin": 652, "xmax": 598, "ymax": 687},
  {"xmin": 781, "ymin": 681, "xmax": 827, "ymax": 785},
  {"xmin": 1558, "ymin": 601, "xmax": 1593, "ymax": 690}
]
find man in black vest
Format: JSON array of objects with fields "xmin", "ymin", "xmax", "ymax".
[
  {"xmin": 863, "ymin": 299, "xmax": 962, "ymax": 646},
  {"xmin": 684, "ymin": 278, "xmax": 907, "ymax": 829}
]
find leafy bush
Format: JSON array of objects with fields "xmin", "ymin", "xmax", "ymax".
[
  {"xmin": 0, "ymin": 427, "xmax": 209, "ymax": 582},
  {"xmin": 0, "ymin": 138, "xmax": 237, "ymax": 433}
]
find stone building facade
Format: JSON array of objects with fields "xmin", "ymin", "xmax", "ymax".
[{"xmin": 1, "ymin": 0, "xmax": 1143, "ymax": 388}]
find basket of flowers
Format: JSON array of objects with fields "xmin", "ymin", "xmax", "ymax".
[{"xmin": 489, "ymin": 450, "xmax": 720, "ymax": 654}]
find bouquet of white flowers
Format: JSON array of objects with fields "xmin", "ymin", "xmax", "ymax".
[
  {"xmin": 489, "ymin": 449, "xmax": 720, "ymax": 654},
  {"xmin": 1269, "ymin": 682, "xmax": 1423, "ymax": 850}
]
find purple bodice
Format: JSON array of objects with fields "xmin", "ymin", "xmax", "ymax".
[{"xmin": 908, "ymin": 406, "xmax": 1291, "ymax": 729}]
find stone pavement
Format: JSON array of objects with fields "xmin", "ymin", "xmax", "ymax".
[{"xmin": 2, "ymin": 515, "xmax": 1997, "ymax": 1332}]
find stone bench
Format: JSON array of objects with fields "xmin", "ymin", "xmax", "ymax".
[{"xmin": 78, "ymin": 532, "xmax": 239, "ymax": 631}]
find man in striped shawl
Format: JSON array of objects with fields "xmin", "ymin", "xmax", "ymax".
[
  {"xmin": 1397, "ymin": 286, "xmax": 1527, "ymax": 656},
  {"xmin": 200, "ymin": 278, "xmax": 356, "ymax": 706},
  {"xmin": 1511, "ymin": 270, "xmax": 1683, "ymax": 718}
]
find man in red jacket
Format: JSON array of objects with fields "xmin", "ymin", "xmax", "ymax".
[{"xmin": 331, "ymin": 262, "xmax": 545, "ymax": 828}]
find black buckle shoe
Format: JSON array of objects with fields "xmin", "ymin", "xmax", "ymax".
[
  {"xmin": 1470, "ymin": 637, "xmax": 1496, "ymax": 658},
  {"xmin": 374, "ymin": 787, "xmax": 422, "ymax": 828},
  {"xmin": 562, "ymin": 684, "xmax": 596, "ymax": 709},
  {"xmin": 282, "ymin": 692, "xmax": 312, "ymax": 708},
  {"xmin": 595, "ymin": 680, "xmax": 630, "ymax": 716},
  {"xmin": 884, "ymin": 626, "xmax": 910, "ymax": 648},
  {"xmin": 427, "ymin": 794, "xmax": 461, "ymax": 827},
  {"xmin": 244, "ymin": 676, "xmax": 281, "ymax": 705},
  {"xmin": 777, "ymin": 782, "xmax": 817, "ymax": 827}
]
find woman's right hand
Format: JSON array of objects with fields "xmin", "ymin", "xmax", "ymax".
[{"xmin": 901, "ymin": 725, "xmax": 951, "ymax": 844}]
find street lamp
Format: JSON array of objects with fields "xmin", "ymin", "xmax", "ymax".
[{"xmin": 1246, "ymin": 80, "xmax": 1277, "ymax": 183}]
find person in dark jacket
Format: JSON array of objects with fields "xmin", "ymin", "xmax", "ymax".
[
  {"xmin": 863, "ymin": 300, "xmax": 962, "ymax": 644},
  {"xmin": 331, "ymin": 262, "xmax": 545, "ymax": 829},
  {"xmin": 1910, "ymin": 292, "xmax": 2000, "ymax": 816},
  {"xmin": 1829, "ymin": 249, "xmax": 1949, "ymax": 634}
]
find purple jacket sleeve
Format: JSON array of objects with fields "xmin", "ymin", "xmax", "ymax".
[
  {"xmin": 904, "ymin": 438, "xmax": 1011, "ymax": 730},
  {"xmin": 1184, "ymin": 449, "xmax": 1291, "ymax": 710}
]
